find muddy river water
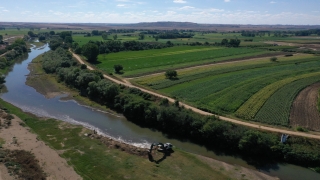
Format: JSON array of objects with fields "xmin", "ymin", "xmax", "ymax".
[{"xmin": 1, "ymin": 44, "xmax": 319, "ymax": 180}]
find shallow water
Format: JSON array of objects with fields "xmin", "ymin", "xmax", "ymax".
[{"xmin": 1, "ymin": 44, "xmax": 319, "ymax": 180}]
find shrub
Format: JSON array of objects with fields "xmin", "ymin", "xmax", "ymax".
[{"xmin": 270, "ymin": 57, "xmax": 278, "ymax": 62}]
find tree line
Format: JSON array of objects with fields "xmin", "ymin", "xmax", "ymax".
[
  {"xmin": 41, "ymin": 47, "xmax": 320, "ymax": 171},
  {"xmin": 72, "ymin": 40, "xmax": 175, "ymax": 62},
  {"xmin": 295, "ymin": 29, "xmax": 320, "ymax": 36},
  {"xmin": 0, "ymin": 38, "xmax": 28, "ymax": 68}
]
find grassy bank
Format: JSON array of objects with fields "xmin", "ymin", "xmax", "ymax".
[{"xmin": 0, "ymin": 98, "xmax": 237, "ymax": 180}]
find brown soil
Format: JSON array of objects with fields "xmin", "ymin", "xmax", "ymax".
[
  {"xmin": 290, "ymin": 83, "xmax": 320, "ymax": 131},
  {"xmin": 89, "ymin": 134, "xmax": 149, "ymax": 157},
  {"xmin": 0, "ymin": 110, "xmax": 82, "ymax": 180}
]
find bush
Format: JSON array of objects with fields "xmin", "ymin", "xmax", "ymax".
[
  {"xmin": 165, "ymin": 70, "xmax": 178, "ymax": 79},
  {"xmin": 114, "ymin": 65, "xmax": 123, "ymax": 74},
  {"xmin": 270, "ymin": 57, "xmax": 278, "ymax": 62}
]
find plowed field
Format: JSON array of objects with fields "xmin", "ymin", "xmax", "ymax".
[{"xmin": 290, "ymin": 83, "xmax": 320, "ymax": 131}]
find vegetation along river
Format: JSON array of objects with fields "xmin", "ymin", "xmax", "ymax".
[{"xmin": 1, "ymin": 44, "xmax": 319, "ymax": 180}]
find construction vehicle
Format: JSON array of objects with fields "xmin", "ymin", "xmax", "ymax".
[{"xmin": 148, "ymin": 142, "xmax": 172, "ymax": 153}]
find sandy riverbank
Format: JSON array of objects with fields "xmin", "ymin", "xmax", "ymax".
[{"xmin": 0, "ymin": 110, "xmax": 82, "ymax": 180}]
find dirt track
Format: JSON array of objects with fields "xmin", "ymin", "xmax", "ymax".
[
  {"xmin": 290, "ymin": 83, "xmax": 320, "ymax": 131},
  {"xmin": 71, "ymin": 51, "xmax": 320, "ymax": 140}
]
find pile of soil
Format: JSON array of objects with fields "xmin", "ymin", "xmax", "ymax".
[{"xmin": 90, "ymin": 134, "xmax": 150, "ymax": 157}]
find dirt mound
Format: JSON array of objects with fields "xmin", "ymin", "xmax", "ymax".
[
  {"xmin": 90, "ymin": 134, "xmax": 149, "ymax": 157},
  {"xmin": 290, "ymin": 83, "xmax": 320, "ymax": 131}
]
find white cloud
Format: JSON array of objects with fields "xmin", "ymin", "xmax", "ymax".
[
  {"xmin": 270, "ymin": 1, "xmax": 276, "ymax": 3},
  {"xmin": 117, "ymin": 4, "xmax": 127, "ymax": 7},
  {"xmin": 224, "ymin": 0, "xmax": 230, "ymax": 2},
  {"xmin": 179, "ymin": 6, "xmax": 194, "ymax": 10},
  {"xmin": 2, "ymin": 9, "xmax": 9, "ymax": 12},
  {"xmin": 173, "ymin": 0, "xmax": 187, "ymax": 3}
]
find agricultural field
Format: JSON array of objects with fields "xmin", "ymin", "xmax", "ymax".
[
  {"xmin": 133, "ymin": 54, "xmax": 320, "ymax": 127},
  {"xmin": 96, "ymin": 46, "xmax": 271, "ymax": 77},
  {"xmin": 290, "ymin": 83, "xmax": 320, "ymax": 131},
  {"xmin": 254, "ymin": 75, "xmax": 320, "ymax": 126}
]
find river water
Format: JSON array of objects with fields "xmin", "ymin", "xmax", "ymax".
[{"xmin": 1, "ymin": 44, "xmax": 319, "ymax": 180}]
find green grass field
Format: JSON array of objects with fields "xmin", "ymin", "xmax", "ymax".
[
  {"xmin": 133, "ymin": 54, "xmax": 320, "ymax": 126},
  {"xmin": 0, "ymin": 99, "xmax": 230, "ymax": 180},
  {"xmin": 95, "ymin": 46, "xmax": 269, "ymax": 77}
]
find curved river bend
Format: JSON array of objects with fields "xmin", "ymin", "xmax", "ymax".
[{"xmin": 1, "ymin": 44, "xmax": 319, "ymax": 180}]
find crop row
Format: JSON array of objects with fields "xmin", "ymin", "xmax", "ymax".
[
  {"xmin": 99, "ymin": 46, "xmax": 215, "ymax": 61},
  {"xmin": 254, "ymin": 75, "xmax": 320, "ymax": 126},
  {"xmin": 196, "ymin": 68, "xmax": 320, "ymax": 114},
  {"xmin": 235, "ymin": 71, "xmax": 320, "ymax": 120},
  {"xmin": 97, "ymin": 47, "xmax": 265, "ymax": 75},
  {"xmin": 137, "ymin": 56, "xmax": 319, "ymax": 90},
  {"xmin": 163, "ymin": 59, "xmax": 320, "ymax": 114}
]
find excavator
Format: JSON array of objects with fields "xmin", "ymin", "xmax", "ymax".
[{"xmin": 148, "ymin": 142, "xmax": 172, "ymax": 153}]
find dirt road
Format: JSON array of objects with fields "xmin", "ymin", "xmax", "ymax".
[{"xmin": 71, "ymin": 51, "xmax": 320, "ymax": 140}]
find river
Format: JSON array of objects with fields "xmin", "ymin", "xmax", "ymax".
[{"xmin": 1, "ymin": 44, "xmax": 320, "ymax": 180}]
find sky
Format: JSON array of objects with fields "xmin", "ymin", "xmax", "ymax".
[{"xmin": 0, "ymin": 0, "xmax": 319, "ymax": 25}]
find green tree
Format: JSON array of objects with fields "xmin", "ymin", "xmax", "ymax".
[
  {"xmin": 114, "ymin": 64, "xmax": 123, "ymax": 73},
  {"xmin": 92, "ymin": 30, "xmax": 99, "ymax": 36},
  {"xmin": 82, "ymin": 43, "xmax": 99, "ymax": 62},
  {"xmin": 221, "ymin": 39, "xmax": 228, "ymax": 46},
  {"xmin": 139, "ymin": 33, "xmax": 145, "ymax": 40},
  {"xmin": 113, "ymin": 34, "xmax": 118, "ymax": 40},
  {"xmin": 59, "ymin": 31, "xmax": 72, "ymax": 40},
  {"xmin": 102, "ymin": 33, "xmax": 108, "ymax": 40},
  {"xmin": 28, "ymin": 31, "xmax": 36, "ymax": 37},
  {"xmin": 0, "ymin": 75, "xmax": 6, "ymax": 84},
  {"xmin": 270, "ymin": 57, "xmax": 278, "ymax": 62},
  {"xmin": 155, "ymin": 36, "xmax": 159, "ymax": 41},
  {"xmin": 165, "ymin": 70, "xmax": 178, "ymax": 79},
  {"xmin": 64, "ymin": 36, "xmax": 73, "ymax": 44},
  {"xmin": 49, "ymin": 31, "xmax": 55, "ymax": 35},
  {"xmin": 0, "ymin": 35, "xmax": 2, "ymax": 42},
  {"xmin": 229, "ymin": 39, "xmax": 241, "ymax": 47}
]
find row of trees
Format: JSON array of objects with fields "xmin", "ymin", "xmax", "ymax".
[
  {"xmin": 295, "ymin": 29, "xmax": 320, "ymax": 36},
  {"xmin": 221, "ymin": 39, "xmax": 241, "ymax": 47},
  {"xmin": 0, "ymin": 39, "xmax": 28, "ymax": 67},
  {"xmin": 157, "ymin": 32, "xmax": 194, "ymax": 39},
  {"xmin": 72, "ymin": 40, "xmax": 174, "ymax": 62},
  {"xmin": 42, "ymin": 47, "xmax": 320, "ymax": 170}
]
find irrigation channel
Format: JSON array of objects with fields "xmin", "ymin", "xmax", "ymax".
[{"xmin": 1, "ymin": 43, "xmax": 320, "ymax": 180}]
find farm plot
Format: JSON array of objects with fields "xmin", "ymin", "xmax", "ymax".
[
  {"xmin": 290, "ymin": 83, "xmax": 320, "ymax": 131},
  {"xmin": 152, "ymin": 56, "xmax": 320, "ymax": 115},
  {"xmin": 136, "ymin": 55, "xmax": 317, "ymax": 90},
  {"xmin": 96, "ymin": 46, "xmax": 268, "ymax": 76},
  {"xmin": 254, "ymin": 76, "xmax": 320, "ymax": 126},
  {"xmin": 235, "ymin": 72, "xmax": 320, "ymax": 120}
]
